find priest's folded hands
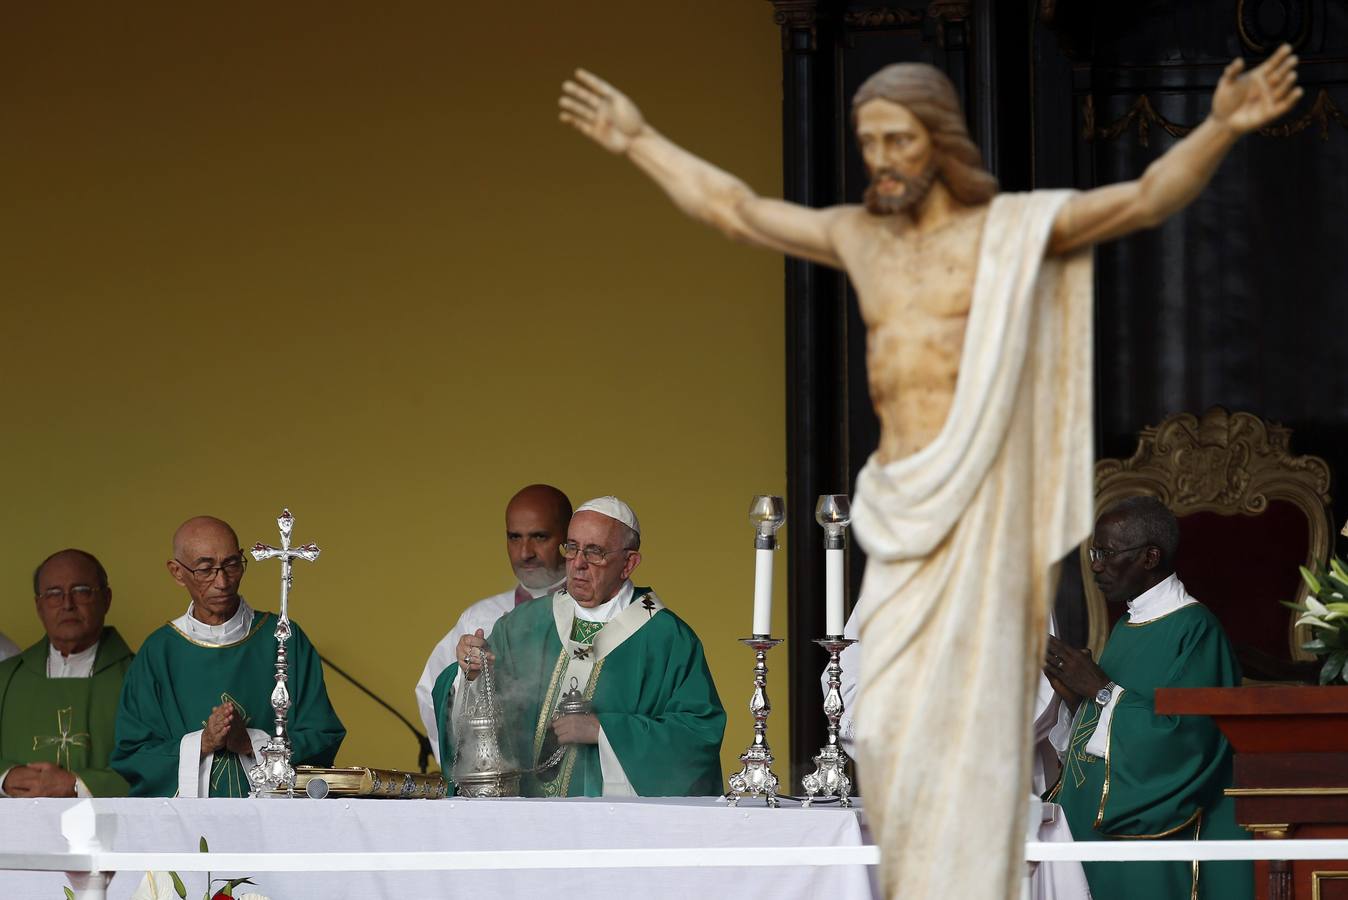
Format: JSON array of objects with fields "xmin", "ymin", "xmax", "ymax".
[
  {"xmin": 2, "ymin": 762, "xmax": 77, "ymax": 798},
  {"xmin": 200, "ymin": 702, "xmax": 253, "ymax": 758},
  {"xmin": 1043, "ymin": 634, "xmax": 1110, "ymax": 712}
]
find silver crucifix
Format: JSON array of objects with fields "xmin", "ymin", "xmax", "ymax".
[{"xmin": 246, "ymin": 508, "xmax": 321, "ymax": 797}]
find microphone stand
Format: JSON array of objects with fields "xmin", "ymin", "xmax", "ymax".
[{"xmin": 319, "ymin": 654, "xmax": 434, "ymax": 774}]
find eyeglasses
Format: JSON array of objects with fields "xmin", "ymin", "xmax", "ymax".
[
  {"xmin": 175, "ymin": 557, "xmax": 247, "ymax": 583},
  {"xmin": 1087, "ymin": 544, "xmax": 1149, "ymax": 564},
  {"xmin": 37, "ymin": 585, "xmax": 100, "ymax": 605},
  {"xmin": 559, "ymin": 541, "xmax": 631, "ymax": 566}
]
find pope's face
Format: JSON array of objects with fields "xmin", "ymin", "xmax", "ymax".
[
  {"xmin": 35, "ymin": 552, "xmax": 111, "ymax": 654},
  {"xmin": 565, "ymin": 511, "xmax": 640, "ymax": 608},
  {"xmin": 855, "ymin": 98, "xmax": 937, "ymax": 214}
]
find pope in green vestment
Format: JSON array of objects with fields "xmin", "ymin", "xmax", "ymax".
[
  {"xmin": 112, "ymin": 604, "xmax": 345, "ymax": 797},
  {"xmin": 1046, "ymin": 502, "xmax": 1253, "ymax": 900},
  {"xmin": 0, "ymin": 627, "xmax": 134, "ymax": 797},
  {"xmin": 432, "ymin": 583, "xmax": 725, "ymax": 797}
]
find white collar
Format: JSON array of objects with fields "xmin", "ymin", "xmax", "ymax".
[
  {"xmin": 573, "ymin": 580, "xmax": 634, "ymax": 623},
  {"xmin": 47, "ymin": 640, "xmax": 99, "ymax": 679},
  {"xmin": 1126, "ymin": 573, "xmax": 1196, "ymax": 624},
  {"xmin": 174, "ymin": 596, "xmax": 255, "ymax": 645},
  {"xmin": 521, "ymin": 573, "xmax": 567, "ymax": 600}
]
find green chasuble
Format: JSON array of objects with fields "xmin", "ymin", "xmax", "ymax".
[
  {"xmin": 432, "ymin": 586, "xmax": 725, "ymax": 797},
  {"xmin": 1047, "ymin": 603, "xmax": 1251, "ymax": 900},
  {"xmin": 111, "ymin": 612, "xmax": 344, "ymax": 797},
  {"xmin": 0, "ymin": 628, "xmax": 134, "ymax": 796}
]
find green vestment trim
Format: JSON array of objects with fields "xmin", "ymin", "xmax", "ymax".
[
  {"xmin": 432, "ymin": 587, "xmax": 725, "ymax": 797},
  {"xmin": 0, "ymin": 628, "xmax": 134, "ymax": 796},
  {"xmin": 1048, "ymin": 603, "xmax": 1252, "ymax": 900},
  {"xmin": 111, "ymin": 612, "xmax": 345, "ymax": 797}
]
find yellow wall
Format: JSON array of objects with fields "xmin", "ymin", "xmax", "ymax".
[{"xmin": 0, "ymin": 3, "xmax": 792, "ymax": 782}]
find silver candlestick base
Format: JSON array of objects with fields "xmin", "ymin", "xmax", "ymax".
[
  {"xmin": 726, "ymin": 636, "xmax": 784, "ymax": 808},
  {"xmin": 802, "ymin": 637, "xmax": 857, "ymax": 808}
]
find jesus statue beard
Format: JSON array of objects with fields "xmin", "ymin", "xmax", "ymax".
[{"xmin": 864, "ymin": 162, "xmax": 939, "ymax": 216}]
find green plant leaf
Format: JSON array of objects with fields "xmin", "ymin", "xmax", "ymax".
[
  {"xmin": 199, "ymin": 836, "xmax": 209, "ymax": 853},
  {"xmin": 1328, "ymin": 573, "xmax": 1348, "ymax": 596},
  {"xmin": 1321, "ymin": 651, "xmax": 1347, "ymax": 685},
  {"xmin": 170, "ymin": 871, "xmax": 188, "ymax": 898},
  {"xmin": 1303, "ymin": 639, "xmax": 1329, "ymax": 653},
  {"xmin": 64, "ymin": 888, "xmax": 75, "ymax": 900},
  {"xmin": 1330, "ymin": 557, "xmax": 1348, "ymax": 583},
  {"xmin": 1303, "ymin": 565, "xmax": 1326, "ymax": 596}
]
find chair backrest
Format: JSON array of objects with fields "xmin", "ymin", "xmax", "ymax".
[{"xmin": 1081, "ymin": 407, "xmax": 1333, "ymax": 672}]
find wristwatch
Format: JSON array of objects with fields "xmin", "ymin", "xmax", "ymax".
[{"xmin": 1094, "ymin": 682, "xmax": 1117, "ymax": 706}]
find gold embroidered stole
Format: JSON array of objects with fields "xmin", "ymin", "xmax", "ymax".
[{"xmin": 530, "ymin": 589, "xmax": 664, "ymax": 796}]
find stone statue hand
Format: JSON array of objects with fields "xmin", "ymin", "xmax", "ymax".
[
  {"xmin": 5, "ymin": 762, "xmax": 77, "ymax": 797},
  {"xmin": 1211, "ymin": 43, "xmax": 1302, "ymax": 134},
  {"xmin": 456, "ymin": 629, "xmax": 494, "ymax": 682},
  {"xmin": 559, "ymin": 69, "xmax": 646, "ymax": 155},
  {"xmin": 551, "ymin": 712, "xmax": 600, "ymax": 745}
]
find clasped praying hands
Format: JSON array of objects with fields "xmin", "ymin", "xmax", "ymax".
[
  {"xmin": 200, "ymin": 701, "xmax": 252, "ymax": 758},
  {"xmin": 1044, "ymin": 634, "xmax": 1111, "ymax": 712}
]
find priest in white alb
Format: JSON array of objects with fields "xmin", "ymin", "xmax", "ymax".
[{"xmin": 415, "ymin": 483, "xmax": 571, "ymax": 765}]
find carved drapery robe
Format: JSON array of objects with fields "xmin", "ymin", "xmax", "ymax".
[{"xmin": 851, "ymin": 191, "xmax": 1095, "ymax": 900}]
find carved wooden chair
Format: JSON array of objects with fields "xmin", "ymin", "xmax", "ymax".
[{"xmin": 1081, "ymin": 407, "xmax": 1334, "ymax": 681}]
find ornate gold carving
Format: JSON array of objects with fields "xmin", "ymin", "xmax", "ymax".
[
  {"xmin": 1244, "ymin": 823, "xmax": 1292, "ymax": 839},
  {"xmin": 1238, "ymin": 0, "xmax": 1311, "ymax": 54},
  {"xmin": 926, "ymin": 0, "xmax": 970, "ymax": 21},
  {"xmin": 844, "ymin": 8, "xmax": 923, "ymax": 27},
  {"xmin": 1314, "ymin": 871, "xmax": 1348, "ymax": 900},
  {"xmin": 1085, "ymin": 89, "xmax": 1348, "ymax": 145},
  {"xmin": 769, "ymin": 0, "xmax": 818, "ymax": 28},
  {"xmin": 1083, "ymin": 407, "xmax": 1333, "ymax": 660}
]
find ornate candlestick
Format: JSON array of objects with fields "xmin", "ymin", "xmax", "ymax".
[
  {"xmin": 247, "ymin": 508, "xmax": 321, "ymax": 798},
  {"xmin": 802, "ymin": 637, "xmax": 857, "ymax": 807},
  {"xmin": 727, "ymin": 495, "xmax": 785, "ymax": 808},
  {"xmin": 802, "ymin": 494, "xmax": 855, "ymax": 807}
]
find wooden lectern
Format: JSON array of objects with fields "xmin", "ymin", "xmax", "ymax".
[{"xmin": 1157, "ymin": 685, "xmax": 1348, "ymax": 900}]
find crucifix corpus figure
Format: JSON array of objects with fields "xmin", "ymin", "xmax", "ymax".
[{"xmin": 560, "ymin": 46, "xmax": 1300, "ymax": 899}]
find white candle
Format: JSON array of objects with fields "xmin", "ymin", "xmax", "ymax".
[
  {"xmin": 825, "ymin": 546, "xmax": 844, "ymax": 636},
  {"xmin": 753, "ymin": 547, "xmax": 774, "ymax": 636}
]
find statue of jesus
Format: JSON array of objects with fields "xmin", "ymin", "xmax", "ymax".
[{"xmin": 560, "ymin": 46, "xmax": 1300, "ymax": 899}]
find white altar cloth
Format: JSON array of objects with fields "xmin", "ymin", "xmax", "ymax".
[{"xmin": 0, "ymin": 796, "xmax": 874, "ymax": 900}]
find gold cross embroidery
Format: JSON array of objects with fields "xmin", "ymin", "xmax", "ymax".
[{"xmin": 33, "ymin": 707, "xmax": 89, "ymax": 770}]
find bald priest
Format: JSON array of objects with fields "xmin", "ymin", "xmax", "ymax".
[
  {"xmin": 112, "ymin": 516, "xmax": 344, "ymax": 797},
  {"xmin": 434, "ymin": 497, "xmax": 725, "ymax": 797}
]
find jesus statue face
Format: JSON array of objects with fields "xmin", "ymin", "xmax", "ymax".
[{"xmin": 855, "ymin": 98, "xmax": 938, "ymax": 216}]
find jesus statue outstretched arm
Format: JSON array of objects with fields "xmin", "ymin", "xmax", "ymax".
[
  {"xmin": 1049, "ymin": 44, "xmax": 1301, "ymax": 255},
  {"xmin": 560, "ymin": 69, "xmax": 847, "ymax": 269}
]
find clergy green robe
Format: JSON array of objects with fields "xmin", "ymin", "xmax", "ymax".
[
  {"xmin": 1048, "ymin": 604, "xmax": 1251, "ymax": 900},
  {"xmin": 432, "ymin": 587, "xmax": 725, "ymax": 796},
  {"xmin": 111, "ymin": 613, "xmax": 344, "ymax": 797},
  {"xmin": 0, "ymin": 628, "xmax": 134, "ymax": 796}
]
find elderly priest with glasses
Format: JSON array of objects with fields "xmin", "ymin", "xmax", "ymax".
[
  {"xmin": 111, "ymin": 515, "xmax": 345, "ymax": 797},
  {"xmin": 0, "ymin": 549, "xmax": 134, "ymax": 797},
  {"xmin": 432, "ymin": 496, "xmax": 726, "ymax": 796}
]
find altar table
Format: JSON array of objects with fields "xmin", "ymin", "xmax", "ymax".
[{"xmin": 0, "ymin": 795, "xmax": 875, "ymax": 900}]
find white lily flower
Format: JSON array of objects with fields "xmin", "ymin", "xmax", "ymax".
[
  {"xmin": 129, "ymin": 871, "xmax": 178, "ymax": 900},
  {"xmin": 1297, "ymin": 614, "xmax": 1333, "ymax": 630},
  {"xmin": 1307, "ymin": 596, "xmax": 1331, "ymax": 617}
]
